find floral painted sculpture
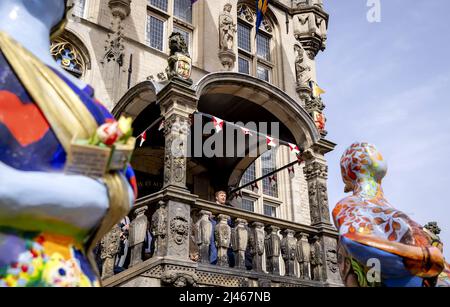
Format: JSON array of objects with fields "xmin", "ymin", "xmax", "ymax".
[
  {"xmin": 333, "ymin": 142, "xmax": 450, "ymax": 287},
  {"xmin": 0, "ymin": 0, "xmax": 137, "ymax": 287}
]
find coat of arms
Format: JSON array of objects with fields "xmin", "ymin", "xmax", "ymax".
[{"xmin": 166, "ymin": 32, "xmax": 193, "ymax": 83}]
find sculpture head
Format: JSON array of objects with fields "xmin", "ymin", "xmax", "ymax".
[
  {"xmin": 168, "ymin": 32, "xmax": 188, "ymax": 56},
  {"xmin": 0, "ymin": 0, "xmax": 67, "ymax": 35},
  {"xmin": 224, "ymin": 2, "xmax": 232, "ymax": 13},
  {"xmin": 340, "ymin": 142, "xmax": 387, "ymax": 193}
]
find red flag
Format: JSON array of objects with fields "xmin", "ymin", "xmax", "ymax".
[
  {"xmin": 139, "ymin": 131, "xmax": 147, "ymax": 147},
  {"xmin": 269, "ymin": 175, "xmax": 277, "ymax": 187},
  {"xmin": 213, "ymin": 116, "xmax": 224, "ymax": 133},
  {"xmin": 251, "ymin": 182, "xmax": 259, "ymax": 193},
  {"xmin": 288, "ymin": 166, "xmax": 295, "ymax": 179},
  {"xmin": 288, "ymin": 143, "xmax": 301, "ymax": 155},
  {"xmin": 266, "ymin": 136, "xmax": 277, "ymax": 147},
  {"xmin": 240, "ymin": 127, "xmax": 253, "ymax": 136}
]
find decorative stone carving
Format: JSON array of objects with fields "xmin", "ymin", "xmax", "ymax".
[
  {"xmin": 101, "ymin": 18, "xmax": 125, "ymax": 66},
  {"xmin": 294, "ymin": 43, "xmax": 311, "ymax": 88},
  {"xmin": 166, "ymin": 32, "xmax": 192, "ymax": 84},
  {"xmin": 161, "ymin": 270, "xmax": 198, "ymax": 287},
  {"xmin": 163, "ymin": 114, "xmax": 190, "ymax": 188},
  {"xmin": 310, "ymin": 236, "xmax": 323, "ymax": 281},
  {"xmin": 100, "ymin": 224, "xmax": 121, "ymax": 279},
  {"xmin": 231, "ymin": 218, "xmax": 249, "ymax": 269},
  {"xmin": 304, "ymin": 161, "xmax": 328, "ymax": 180},
  {"xmin": 304, "ymin": 159, "xmax": 330, "ymax": 225},
  {"xmin": 237, "ymin": 3, "xmax": 254, "ymax": 23},
  {"xmin": 128, "ymin": 206, "xmax": 149, "ymax": 267},
  {"xmin": 249, "ymin": 222, "xmax": 265, "ymax": 272},
  {"xmin": 170, "ymin": 216, "xmax": 189, "ymax": 245},
  {"xmin": 215, "ymin": 214, "xmax": 231, "ymax": 267},
  {"xmin": 196, "ymin": 210, "xmax": 213, "ymax": 263},
  {"xmin": 295, "ymin": 233, "xmax": 311, "ymax": 279},
  {"xmin": 281, "ymin": 229, "xmax": 297, "ymax": 277},
  {"xmin": 265, "ymin": 225, "xmax": 281, "ymax": 275},
  {"xmin": 326, "ymin": 248, "xmax": 338, "ymax": 273},
  {"xmin": 151, "ymin": 201, "xmax": 168, "ymax": 257}
]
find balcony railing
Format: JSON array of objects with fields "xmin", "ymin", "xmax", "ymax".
[{"xmin": 98, "ymin": 192, "xmax": 329, "ymax": 286}]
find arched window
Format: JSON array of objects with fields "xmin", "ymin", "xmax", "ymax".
[
  {"xmin": 50, "ymin": 33, "xmax": 90, "ymax": 79},
  {"xmin": 237, "ymin": 3, "xmax": 274, "ymax": 83}
]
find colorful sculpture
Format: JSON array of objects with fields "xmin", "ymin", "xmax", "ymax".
[
  {"xmin": 333, "ymin": 142, "xmax": 449, "ymax": 287},
  {"xmin": 0, "ymin": 0, "xmax": 136, "ymax": 287}
]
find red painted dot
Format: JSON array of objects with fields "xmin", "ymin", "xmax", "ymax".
[
  {"xmin": 11, "ymin": 262, "xmax": 18, "ymax": 269},
  {"xmin": 21, "ymin": 265, "xmax": 28, "ymax": 273},
  {"xmin": 30, "ymin": 249, "xmax": 39, "ymax": 258},
  {"xmin": 36, "ymin": 236, "xmax": 45, "ymax": 244}
]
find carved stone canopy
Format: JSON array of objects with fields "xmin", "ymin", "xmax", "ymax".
[{"xmin": 108, "ymin": 0, "xmax": 131, "ymax": 19}]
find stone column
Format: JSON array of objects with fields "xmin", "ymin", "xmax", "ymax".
[
  {"xmin": 295, "ymin": 232, "xmax": 311, "ymax": 279},
  {"xmin": 231, "ymin": 218, "xmax": 248, "ymax": 269},
  {"xmin": 249, "ymin": 222, "xmax": 265, "ymax": 273},
  {"xmin": 159, "ymin": 80, "xmax": 197, "ymax": 190},
  {"xmin": 128, "ymin": 206, "xmax": 148, "ymax": 267},
  {"xmin": 303, "ymin": 143, "xmax": 334, "ymax": 227},
  {"xmin": 281, "ymin": 229, "xmax": 297, "ymax": 277},
  {"xmin": 196, "ymin": 210, "xmax": 213, "ymax": 264},
  {"xmin": 215, "ymin": 214, "xmax": 231, "ymax": 267},
  {"xmin": 100, "ymin": 224, "xmax": 121, "ymax": 279},
  {"xmin": 265, "ymin": 225, "xmax": 281, "ymax": 275}
]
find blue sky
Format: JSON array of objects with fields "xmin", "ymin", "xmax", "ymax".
[{"xmin": 317, "ymin": 0, "xmax": 450, "ymax": 259}]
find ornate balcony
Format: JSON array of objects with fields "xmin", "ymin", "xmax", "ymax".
[{"xmin": 99, "ymin": 191, "xmax": 340, "ymax": 287}]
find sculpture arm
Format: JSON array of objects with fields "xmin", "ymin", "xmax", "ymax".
[{"xmin": 0, "ymin": 161, "xmax": 110, "ymax": 234}]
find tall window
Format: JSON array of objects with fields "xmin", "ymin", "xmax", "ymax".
[
  {"xmin": 237, "ymin": 3, "xmax": 274, "ymax": 82},
  {"xmin": 146, "ymin": 0, "xmax": 194, "ymax": 54},
  {"xmin": 149, "ymin": 0, "xmax": 168, "ymax": 12},
  {"xmin": 50, "ymin": 36, "xmax": 86, "ymax": 78},
  {"xmin": 261, "ymin": 150, "xmax": 278, "ymax": 198},
  {"xmin": 72, "ymin": 0, "xmax": 86, "ymax": 18},
  {"xmin": 146, "ymin": 15, "xmax": 165, "ymax": 51},
  {"xmin": 174, "ymin": 0, "xmax": 193, "ymax": 23},
  {"xmin": 241, "ymin": 162, "xmax": 256, "ymax": 185}
]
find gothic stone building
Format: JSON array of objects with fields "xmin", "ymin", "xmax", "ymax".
[{"xmin": 57, "ymin": 0, "xmax": 342, "ymax": 287}]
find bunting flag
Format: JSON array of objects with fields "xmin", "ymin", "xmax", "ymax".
[
  {"xmin": 288, "ymin": 143, "xmax": 301, "ymax": 155},
  {"xmin": 269, "ymin": 175, "xmax": 277, "ymax": 187},
  {"xmin": 256, "ymin": 0, "xmax": 270, "ymax": 32},
  {"xmin": 288, "ymin": 166, "xmax": 295, "ymax": 179},
  {"xmin": 251, "ymin": 182, "xmax": 259, "ymax": 193},
  {"xmin": 296, "ymin": 153, "xmax": 304, "ymax": 164},
  {"xmin": 266, "ymin": 136, "xmax": 277, "ymax": 148},
  {"xmin": 310, "ymin": 80, "xmax": 326, "ymax": 98},
  {"xmin": 240, "ymin": 127, "xmax": 253, "ymax": 136},
  {"xmin": 158, "ymin": 120, "xmax": 165, "ymax": 131},
  {"xmin": 139, "ymin": 131, "xmax": 147, "ymax": 147},
  {"xmin": 212, "ymin": 116, "xmax": 224, "ymax": 133}
]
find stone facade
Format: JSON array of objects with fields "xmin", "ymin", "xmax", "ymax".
[{"xmin": 60, "ymin": 0, "xmax": 340, "ymax": 287}]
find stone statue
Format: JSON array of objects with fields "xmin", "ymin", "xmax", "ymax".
[
  {"xmin": 0, "ymin": 0, "xmax": 137, "ymax": 287},
  {"xmin": 333, "ymin": 142, "xmax": 449, "ymax": 287},
  {"xmin": 151, "ymin": 201, "xmax": 168, "ymax": 256},
  {"xmin": 294, "ymin": 43, "xmax": 311, "ymax": 87},
  {"xmin": 280, "ymin": 230, "xmax": 297, "ymax": 277},
  {"xmin": 310, "ymin": 236, "xmax": 323, "ymax": 281},
  {"xmin": 214, "ymin": 215, "xmax": 231, "ymax": 266},
  {"xmin": 166, "ymin": 32, "xmax": 192, "ymax": 82},
  {"xmin": 196, "ymin": 211, "xmax": 212, "ymax": 263},
  {"xmin": 219, "ymin": 3, "xmax": 236, "ymax": 51}
]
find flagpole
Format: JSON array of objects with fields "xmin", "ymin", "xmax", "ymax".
[{"xmin": 229, "ymin": 159, "xmax": 300, "ymax": 194}]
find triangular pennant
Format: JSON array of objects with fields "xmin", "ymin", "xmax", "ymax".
[
  {"xmin": 251, "ymin": 182, "xmax": 259, "ymax": 193},
  {"xmin": 296, "ymin": 153, "xmax": 304, "ymax": 164},
  {"xmin": 158, "ymin": 120, "xmax": 165, "ymax": 131},
  {"xmin": 139, "ymin": 131, "xmax": 147, "ymax": 147},
  {"xmin": 212, "ymin": 116, "xmax": 224, "ymax": 133},
  {"xmin": 240, "ymin": 127, "xmax": 253, "ymax": 136},
  {"xmin": 288, "ymin": 143, "xmax": 301, "ymax": 155},
  {"xmin": 288, "ymin": 166, "xmax": 295, "ymax": 179},
  {"xmin": 269, "ymin": 175, "xmax": 277, "ymax": 187},
  {"xmin": 266, "ymin": 136, "xmax": 277, "ymax": 147}
]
